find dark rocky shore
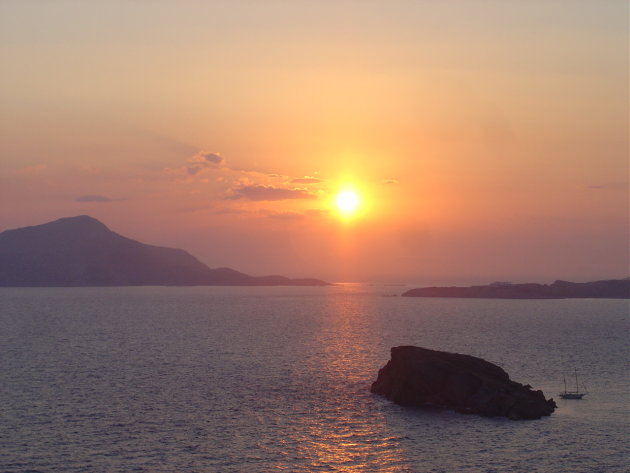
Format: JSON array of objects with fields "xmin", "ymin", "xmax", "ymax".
[
  {"xmin": 402, "ymin": 279, "xmax": 630, "ymax": 299},
  {"xmin": 371, "ymin": 346, "xmax": 556, "ymax": 420}
]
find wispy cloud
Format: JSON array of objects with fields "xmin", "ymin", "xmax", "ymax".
[
  {"xmin": 14, "ymin": 164, "xmax": 48, "ymax": 176},
  {"xmin": 210, "ymin": 208, "xmax": 250, "ymax": 215},
  {"xmin": 75, "ymin": 194, "xmax": 116, "ymax": 203},
  {"xmin": 587, "ymin": 182, "xmax": 628, "ymax": 190},
  {"xmin": 266, "ymin": 211, "xmax": 305, "ymax": 220},
  {"xmin": 305, "ymin": 208, "xmax": 329, "ymax": 217},
  {"xmin": 290, "ymin": 176, "xmax": 322, "ymax": 184},
  {"xmin": 383, "ymin": 178, "xmax": 399, "ymax": 185},
  {"xmin": 225, "ymin": 185, "xmax": 316, "ymax": 201}
]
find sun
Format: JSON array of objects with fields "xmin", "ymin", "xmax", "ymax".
[{"xmin": 335, "ymin": 190, "xmax": 360, "ymax": 217}]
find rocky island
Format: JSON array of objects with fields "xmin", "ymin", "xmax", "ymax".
[
  {"xmin": 371, "ymin": 346, "xmax": 556, "ymax": 420},
  {"xmin": 402, "ymin": 279, "xmax": 630, "ymax": 299},
  {"xmin": 0, "ymin": 215, "xmax": 328, "ymax": 287}
]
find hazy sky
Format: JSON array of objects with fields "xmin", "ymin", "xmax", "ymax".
[{"xmin": 1, "ymin": 1, "xmax": 628, "ymax": 283}]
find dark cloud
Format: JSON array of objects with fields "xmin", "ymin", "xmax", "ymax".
[
  {"xmin": 75, "ymin": 194, "xmax": 114, "ymax": 203},
  {"xmin": 187, "ymin": 151, "xmax": 224, "ymax": 175},
  {"xmin": 226, "ymin": 185, "xmax": 316, "ymax": 201},
  {"xmin": 290, "ymin": 176, "xmax": 322, "ymax": 184},
  {"xmin": 197, "ymin": 152, "xmax": 223, "ymax": 164}
]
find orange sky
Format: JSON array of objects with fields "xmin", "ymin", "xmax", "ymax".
[{"xmin": 1, "ymin": 1, "xmax": 628, "ymax": 283}]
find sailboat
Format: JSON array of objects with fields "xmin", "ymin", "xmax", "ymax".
[{"xmin": 559, "ymin": 369, "xmax": 586, "ymax": 399}]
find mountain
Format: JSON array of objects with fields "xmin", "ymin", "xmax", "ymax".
[
  {"xmin": 402, "ymin": 279, "xmax": 630, "ymax": 299},
  {"xmin": 0, "ymin": 216, "xmax": 328, "ymax": 287}
]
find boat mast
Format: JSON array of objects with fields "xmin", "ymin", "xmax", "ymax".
[
  {"xmin": 563, "ymin": 375, "xmax": 567, "ymax": 393},
  {"xmin": 574, "ymin": 368, "xmax": 579, "ymax": 393}
]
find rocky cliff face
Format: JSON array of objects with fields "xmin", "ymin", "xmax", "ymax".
[{"xmin": 371, "ymin": 346, "xmax": 556, "ymax": 420}]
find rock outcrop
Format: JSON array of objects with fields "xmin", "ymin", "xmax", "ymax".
[{"xmin": 371, "ymin": 346, "xmax": 556, "ymax": 420}]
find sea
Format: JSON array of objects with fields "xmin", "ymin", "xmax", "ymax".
[{"xmin": 1, "ymin": 285, "xmax": 628, "ymax": 473}]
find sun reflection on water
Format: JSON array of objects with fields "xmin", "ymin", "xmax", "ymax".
[{"xmin": 289, "ymin": 288, "xmax": 411, "ymax": 472}]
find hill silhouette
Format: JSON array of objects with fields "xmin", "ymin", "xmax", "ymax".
[
  {"xmin": 0, "ymin": 216, "xmax": 328, "ymax": 287},
  {"xmin": 402, "ymin": 279, "xmax": 630, "ymax": 299}
]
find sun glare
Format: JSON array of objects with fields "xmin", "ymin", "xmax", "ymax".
[{"xmin": 336, "ymin": 190, "xmax": 360, "ymax": 217}]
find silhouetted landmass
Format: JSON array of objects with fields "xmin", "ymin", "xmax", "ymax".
[
  {"xmin": 402, "ymin": 279, "xmax": 630, "ymax": 299},
  {"xmin": 0, "ymin": 215, "xmax": 328, "ymax": 287},
  {"xmin": 371, "ymin": 346, "xmax": 556, "ymax": 420}
]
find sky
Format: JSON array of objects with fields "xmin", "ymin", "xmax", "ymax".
[{"xmin": 0, "ymin": 0, "xmax": 628, "ymax": 284}]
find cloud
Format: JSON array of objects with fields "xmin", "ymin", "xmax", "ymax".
[
  {"xmin": 75, "ymin": 194, "xmax": 115, "ymax": 203},
  {"xmin": 186, "ymin": 151, "xmax": 224, "ymax": 175},
  {"xmin": 512, "ymin": 213, "xmax": 566, "ymax": 222},
  {"xmin": 290, "ymin": 176, "xmax": 322, "ymax": 184},
  {"xmin": 262, "ymin": 208, "xmax": 328, "ymax": 220},
  {"xmin": 305, "ymin": 208, "xmax": 329, "ymax": 217},
  {"xmin": 266, "ymin": 211, "xmax": 305, "ymax": 220},
  {"xmin": 225, "ymin": 185, "xmax": 317, "ymax": 201},
  {"xmin": 587, "ymin": 182, "xmax": 628, "ymax": 190},
  {"xmin": 15, "ymin": 164, "xmax": 47, "ymax": 176},
  {"xmin": 210, "ymin": 208, "xmax": 249, "ymax": 215},
  {"xmin": 383, "ymin": 178, "xmax": 399, "ymax": 185}
]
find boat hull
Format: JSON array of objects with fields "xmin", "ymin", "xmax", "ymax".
[{"xmin": 559, "ymin": 392, "xmax": 585, "ymax": 399}]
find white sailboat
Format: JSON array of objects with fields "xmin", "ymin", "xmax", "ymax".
[{"xmin": 560, "ymin": 368, "xmax": 586, "ymax": 399}]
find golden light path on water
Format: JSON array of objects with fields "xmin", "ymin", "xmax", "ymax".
[{"xmin": 290, "ymin": 291, "xmax": 410, "ymax": 471}]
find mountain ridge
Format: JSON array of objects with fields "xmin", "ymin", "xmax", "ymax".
[{"xmin": 0, "ymin": 215, "xmax": 328, "ymax": 287}]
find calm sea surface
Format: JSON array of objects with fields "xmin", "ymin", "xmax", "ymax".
[{"xmin": 1, "ymin": 286, "xmax": 628, "ymax": 472}]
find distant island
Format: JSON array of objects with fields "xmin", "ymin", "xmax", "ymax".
[
  {"xmin": 0, "ymin": 215, "xmax": 328, "ymax": 287},
  {"xmin": 402, "ymin": 279, "xmax": 630, "ymax": 299}
]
